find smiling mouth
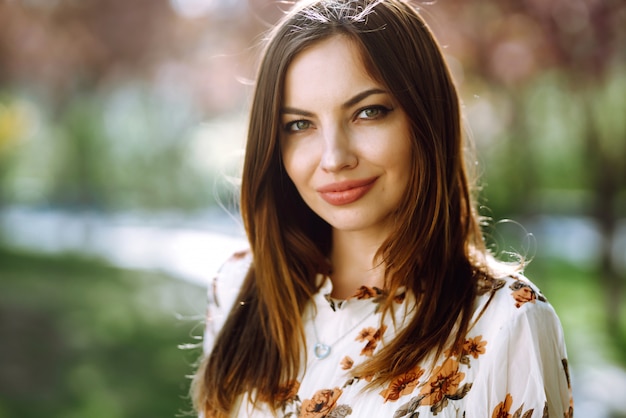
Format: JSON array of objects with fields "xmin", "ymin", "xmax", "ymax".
[{"xmin": 316, "ymin": 177, "xmax": 378, "ymax": 206}]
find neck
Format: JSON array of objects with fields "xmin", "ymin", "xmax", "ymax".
[{"xmin": 329, "ymin": 229, "xmax": 387, "ymax": 299}]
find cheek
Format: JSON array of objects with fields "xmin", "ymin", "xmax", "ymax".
[
  {"xmin": 385, "ymin": 137, "xmax": 414, "ymax": 176},
  {"xmin": 280, "ymin": 139, "xmax": 297, "ymax": 174},
  {"xmin": 388, "ymin": 140, "xmax": 415, "ymax": 201},
  {"xmin": 281, "ymin": 142, "xmax": 312, "ymax": 187}
]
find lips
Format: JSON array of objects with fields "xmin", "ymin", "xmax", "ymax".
[{"xmin": 316, "ymin": 177, "xmax": 378, "ymax": 206}]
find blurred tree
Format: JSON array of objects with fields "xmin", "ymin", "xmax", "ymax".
[
  {"xmin": 0, "ymin": 0, "xmax": 278, "ymax": 212},
  {"xmin": 0, "ymin": 98, "xmax": 29, "ymax": 207},
  {"xmin": 514, "ymin": 0, "xmax": 625, "ymax": 335},
  {"xmin": 432, "ymin": 0, "xmax": 626, "ymax": 335},
  {"xmin": 0, "ymin": 0, "xmax": 172, "ymax": 96}
]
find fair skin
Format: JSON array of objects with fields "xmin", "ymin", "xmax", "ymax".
[{"xmin": 280, "ymin": 36, "xmax": 413, "ymax": 298}]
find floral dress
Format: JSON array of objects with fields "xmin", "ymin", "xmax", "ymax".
[{"xmin": 203, "ymin": 252, "xmax": 574, "ymax": 418}]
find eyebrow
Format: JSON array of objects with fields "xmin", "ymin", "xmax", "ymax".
[{"xmin": 281, "ymin": 88, "xmax": 388, "ymax": 116}]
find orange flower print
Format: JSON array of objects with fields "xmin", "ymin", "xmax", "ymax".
[
  {"xmin": 352, "ymin": 286, "xmax": 381, "ymax": 300},
  {"xmin": 355, "ymin": 325, "xmax": 387, "ymax": 356},
  {"xmin": 510, "ymin": 282, "xmax": 536, "ymax": 308},
  {"xmin": 340, "ymin": 356, "xmax": 354, "ymax": 370},
  {"xmin": 491, "ymin": 393, "xmax": 535, "ymax": 418},
  {"xmin": 420, "ymin": 358, "xmax": 465, "ymax": 406},
  {"xmin": 230, "ymin": 250, "xmax": 249, "ymax": 260},
  {"xmin": 463, "ymin": 335, "xmax": 487, "ymax": 359},
  {"xmin": 299, "ymin": 387, "xmax": 343, "ymax": 418},
  {"xmin": 379, "ymin": 365, "xmax": 425, "ymax": 402},
  {"xmin": 510, "ymin": 280, "xmax": 546, "ymax": 308},
  {"xmin": 492, "ymin": 393, "xmax": 513, "ymax": 418}
]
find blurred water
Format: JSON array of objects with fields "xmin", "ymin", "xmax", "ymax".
[{"xmin": 0, "ymin": 205, "xmax": 247, "ymax": 285}]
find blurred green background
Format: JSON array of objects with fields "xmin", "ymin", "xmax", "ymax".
[{"xmin": 0, "ymin": 0, "xmax": 624, "ymax": 417}]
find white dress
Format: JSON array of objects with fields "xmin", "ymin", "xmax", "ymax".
[{"xmin": 203, "ymin": 251, "xmax": 574, "ymax": 418}]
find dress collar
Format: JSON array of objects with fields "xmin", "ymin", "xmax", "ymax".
[{"xmin": 314, "ymin": 274, "xmax": 407, "ymax": 312}]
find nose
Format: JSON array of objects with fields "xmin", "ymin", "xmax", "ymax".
[{"xmin": 320, "ymin": 125, "xmax": 358, "ymax": 172}]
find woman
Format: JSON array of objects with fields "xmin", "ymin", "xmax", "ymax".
[{"xmin": 192, "ymin": 1, "xmax": 573, "ymax": 417}]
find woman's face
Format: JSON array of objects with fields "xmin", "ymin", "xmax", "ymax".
[{"xmin": 280, "ymin": 36, "xmax": 413, "ymax": 239}]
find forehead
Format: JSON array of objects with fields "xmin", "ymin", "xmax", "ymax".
[{"xmin": 282, "ymin": 36, "xmax": 380, "ymax": 105}]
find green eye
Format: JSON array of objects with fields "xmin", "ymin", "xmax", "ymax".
[
  {"xmin": 287, "ymin": 120, "xmax": 311, "ymax": 132},
  {"xmin": 357, "ymin": 106, "xmax": 391, "ymax": 120},
  {"xmin": 361, "ymin": 108, "xmax": 381, "ymax": 118}
]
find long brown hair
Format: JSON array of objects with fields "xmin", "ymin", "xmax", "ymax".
[{"xmin": 193, "ymin": 1, "xmax": 489, "ymax": 416}]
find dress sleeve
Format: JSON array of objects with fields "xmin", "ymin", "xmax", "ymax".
[
  {"xmin": 470, "ymin": 291, "xmax": 574, "ymax": 417},
  {"xmin": 202, "ymin": 250, "xmax": 251, "ymax": 355}
]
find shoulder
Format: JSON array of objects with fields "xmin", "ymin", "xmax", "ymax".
[
  {"xmin": 473, "ymin": 272, "xmax": 563, "ymax": 342},
  {"xmin": 488, "ymin": 273, "xmax": 548, "ymax": 309},
  {"xmin": 209, "ymin": 249, "xmax": 252, "ymax": 311},
  {"xmin": 203, "ymin": 249, "xmax": 251, "ymax": 354},
  {"xmin": 467, "ymin": 273, "xmax": 572, "ymax": 417},
  {"xmin": 468, "ymin": 272, "xmax": 569, "ymax": 386}
]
